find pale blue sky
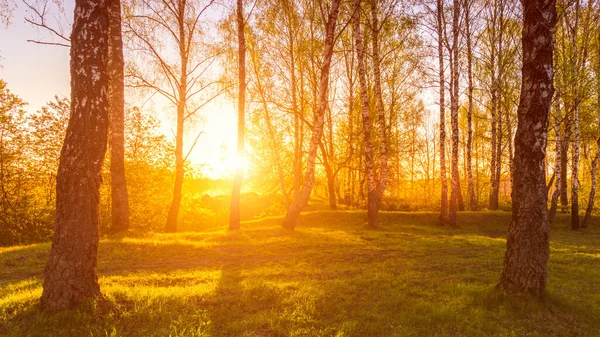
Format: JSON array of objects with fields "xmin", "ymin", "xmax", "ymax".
[
  {"xmin": 0, "ymin": 1, "xmax": 240, "ymax": 178},
  {"xmin": 0, "ymin": 1, "xmax": 72, "ymax": 110}
]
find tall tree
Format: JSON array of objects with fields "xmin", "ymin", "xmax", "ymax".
[
  {"xmin": 498, "ymin": 0, "xmax": 556, "ymax": 295},
  {"xmin": 448, "ymin": 0, "xmax": 460, "ymax": 226},
  {"xmin": 40, "ymin": 0, "xmax": 110, "ymax": 311},
  {"xmin": 371, "ymin": 0, "xmax": 389, "ymax": 227},
  {"xmin": 464, "ymin": 0, "xmax": 477, "ymax": 210},
  {"xmin": 126, "ymin": 0, "xmax": 219, "ymax": 233},
  {"xmin": 354, "ymin": 0, "xmax": 377, "ymax": 228},
  {"xmin": 583, "ymin": 28, "xmax": 600, "ymax": 228},
  {"xmin": 569, "ymin": 0, "xmax": 582, "ymax": 230},
  {"xmin": 437, "ymin": 0, "xmax": 448, "ymax": 224},
  {"xmin": 108, "ymin": 0, "xmax": 130, "ymax": 233},
  {"xmin": 281, "ymin": 0, "xmax": 341, "ymax": 230},
  {"xmin": 229, "ymin": 0, "xmax": 246, "ymax": 230}
]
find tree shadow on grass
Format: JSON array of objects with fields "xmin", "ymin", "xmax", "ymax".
[{"xmin": 1, "ymin": 212, "xmax": 599, "ymax": 336}]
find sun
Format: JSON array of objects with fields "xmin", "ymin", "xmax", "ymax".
[{"xmin": 183, "ymin": 100, "xmax": 250, "ymax": 179}]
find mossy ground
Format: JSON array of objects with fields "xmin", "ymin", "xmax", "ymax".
[{"xmin": 1, "ymin": 211, "xmax": 599, "ymax": 336}]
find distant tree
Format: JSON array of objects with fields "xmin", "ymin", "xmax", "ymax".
[
  {"xmin": 121, "ymin": 107, "xmax": 174, "ymax": 232},
  {"xmin": 229, "ymin": 0, "xmax": 246, "ymax": 231},
  {"xmin": 40, "ymin": 0, "xmax": 110, "ymax": 311},
  {"xmin": 498, "ymin": 0, "xmax": 556, "ymax": 295},
  {"xmin": 0, "ymin": 81, "xmax": 34, "ymax": 245}
]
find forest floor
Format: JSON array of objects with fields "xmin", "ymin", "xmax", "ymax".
[{"xmin": 0, "ymin": 211, "xmax": 599, "ymax": 336}]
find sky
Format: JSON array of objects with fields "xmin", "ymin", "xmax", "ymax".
[{"xmin": 0, "ymin": 1, "xmax": 240, "ymax": 179}]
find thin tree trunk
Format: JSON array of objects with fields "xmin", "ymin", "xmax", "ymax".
[
  {"xmin": 498, "ymin": 0, "xmax": 556, "ymax": 295},
  {"xmin": 489, "ymin": 5, "xmax": 499, "ymax": 210},
  {"xmin": 465, "ymin": 0, "xmax": 476, "ymax": 211},
  {"xmin": 371, "ymin": 0, "xmax": 388, "ymax": 217},
  {"xmin": 284, "ymin": 0, "xmax": 301, "ymax": 199},
  {"xmin": 326, "ymin": 103, "xmax": 337, "ymax": 210},
  {"xmin": 489, "ymin": 85, "xmax": 498, "ymax": 210},
  {"xmin": 40, "ymin": 0, "xmax": 110, "ymax": 311},
  {"xmin": 571, "ymin": 104, "xmax": 581, "ymax": 230},
  {"xmin": 282, "ymin": 0, "xmax": 340, "ymax": 230},
  {"xmin": 320, "ymin": 143, "xmax": 337, "ymax": 210},
  {"xmin": 353, "ymin": 0, "xmax": 377, "ymax": 228},
  {"xmin": 583, "ymin": 32, "xmax": 600, "ymax": 228},
  {"xmin": 549, "ymin": 110, "xmax": 561, "ymax": 223},
  {"xmin": 229, "ymin": 0, "xmax": 246, "ymax": 230},
  {"xmin": 495, "ymin": 2, "xmax": 504, "ymax": 207},
  {"xmin": 582, "ymin": 138, "xmax": 600, "ymax": 227},
  {"xmin": 457, "ymin": 177, "xmax": 465, "ymax": 211},
  {"xmin": 343, "ymin": 41, "xmax": 355, "ymax": 206},
  {"xmin": 560, "ymin": 117, "xmax": 569, "ymax": 212},
  {"xmin": 165, "ymin": 1, "xmax": 190, "ymax": 233},
  {"xmin": 166, "ymin": 100, "xmax": 185, "ymax": 233},
  {"xmin": 437, "ymin": 0, "xmax": 448, "ymax": 224},
  {"xmin": 108, "ymin": 0, "xmax": 130, "ymax": 233},
  {"xmin": 448, "ymin": 0, "xmax": 460, "ymax": 226}
]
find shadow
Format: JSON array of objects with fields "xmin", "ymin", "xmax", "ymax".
[{"xmin": 1, "ymin": 211, "xmax": 599, "ymax": 336}]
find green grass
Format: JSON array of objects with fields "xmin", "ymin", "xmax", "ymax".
[{"xmin": 1, "ymin": 211, "xmax": 599, "ymax": 336}]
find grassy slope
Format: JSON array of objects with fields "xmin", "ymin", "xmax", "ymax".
[{"xmin": 0, "ymin": 211, "xmax": 599, "ymax": 337}]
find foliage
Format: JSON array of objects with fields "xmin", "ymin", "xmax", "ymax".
[{"xmin": 0, "ymin": 83, "xmax": 68, "ymax": 246}]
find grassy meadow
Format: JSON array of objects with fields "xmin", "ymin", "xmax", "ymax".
[{"xmin": 1, "ymin": 211, "xmax": 599, "ymax": 336}]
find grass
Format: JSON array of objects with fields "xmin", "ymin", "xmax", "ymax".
[{"xmin": 1, "ymin": 211, "xmax": 599, "ymax": 336}]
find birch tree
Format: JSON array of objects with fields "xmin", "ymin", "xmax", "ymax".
[
  {"xmin": 436, "ymin": 0, "xmax": 448, "ymax": 224},
  {"xmin": 40, "ymin": 0, "xmax": 110, "ymax": 311},
  {"xmin": 498, "ymin": 0, "xmax": 556, "ymax": 295},
  {"xmin": 125, "ymin": 0, "xmax": 219, "ymax": 233},
  {"xmin": 282, "ymin": 0, "xmax": 341, "ymax": 230}
]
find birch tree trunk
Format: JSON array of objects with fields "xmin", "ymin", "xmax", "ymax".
[
  {"xmin": 488, "ymin": 4, "xmax": 499, "ymax": 210},
  {"xmin": 579, "ymin": 0, "xmax": 595, "ymax": 229},
  {"xmin": 353, "ymin": 0, "xmax": 377, "ymax": 228},
  {"xmin": 448, "ymin": 0, "xmax": 460, "ymax": 227},
  {"xmin": 582, "ymin": 138, "xmax": 600, "ymax": 228},
  {"xmin": 229, "ymin": 0, "xmax": 246, "ymax": 230},
  {"xmin": 371, "ymin": 0, "xmax": 388, "ymax": 214},
  {"xmin": 282, "ymin": 0, "xmax": 340, "ymax": 230},
  {"xmin": 40, "ymin": 0, "xmax": 110, "ymax": 311},
  {"xmin": 560, "ymin": 118, "xmax": 570, "ymax": 212},
  {"xmin": 498, "ymin": 0, "xmax": 556, "ymax": 295},
  {"xmin": 571, "ymin": 104, "xmax": 580, "ymax": 230},
  {"xmin": 548, "ymin": 109, "xmax": 562, "ymax": 223},
  {"xmin": 437, "ymin": 0, "xmax": 448, "ymax": 224},
  {"xmin": 494, "ymin": 2, "xmax": 504, "ymax": 208},
  {"xmin": 464, "ymin": 0, "xmax": 477, "ymax": 211},
  {"xmin": 489, "ymin": 85, "xmax": 499, "ymax": 210},
  {"xmin": 108, "ymin": 0, "xmax": 129, "ymax": 233}
]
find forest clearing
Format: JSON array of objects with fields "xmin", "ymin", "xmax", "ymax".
[
  {"xmin": 0, "ymin": 0, "xmax": 598, "ymax": 332},
  {"xmin": 1, "ymin": 211, "xmax": 599, "ymax": 336}
]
